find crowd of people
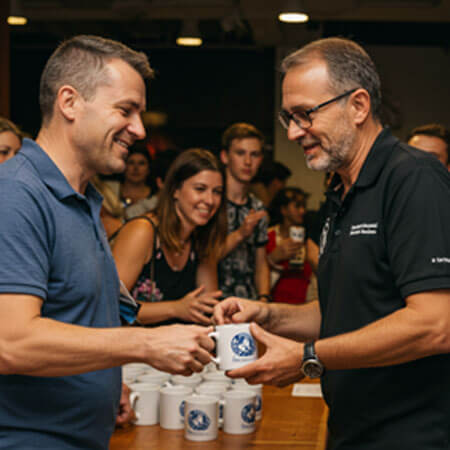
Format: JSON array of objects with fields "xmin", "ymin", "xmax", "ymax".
[{"xmin": 0, "ymin": 33, "xmax": 448, "ymax": 450}]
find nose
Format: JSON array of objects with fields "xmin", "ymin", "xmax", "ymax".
[
  {"xmin": 286, "ymin": 120, "xmax": 306, "ymax": 142},
  {"xmin": 204, "ymin": 190, "xmax": 214, "ymax": 205},
  {"xmin": 244, "ymin": 153, "xmax": 252, "ymax": 165},
  {"xmin": 129, "ymin": 114, "xmax": 146, "ymax": 141}
]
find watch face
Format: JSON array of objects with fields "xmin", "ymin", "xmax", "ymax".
[{"xmin": 303, "ymin": 360, "xmax": 323, "ymax": 378}]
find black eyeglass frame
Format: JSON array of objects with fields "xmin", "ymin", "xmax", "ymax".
[{"xmin": 279, "ymin": 88, "xmax": 358, "ymax": 130}]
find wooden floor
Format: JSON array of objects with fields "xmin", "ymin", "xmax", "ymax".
[{"xmin": 110, "ymin": 381, "xmax": 328, "ymax": 449}]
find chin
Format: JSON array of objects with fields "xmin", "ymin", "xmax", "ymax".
[{"xmin": 306, "ymin": 156, "xmax": 329, "ymax": 172}]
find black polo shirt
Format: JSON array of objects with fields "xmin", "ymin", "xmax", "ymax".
[{"xmin": 317, "ymin": 128, "xmax": 450, "ymax": 450}]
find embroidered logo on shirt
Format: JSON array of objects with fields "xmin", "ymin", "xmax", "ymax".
[
  {"xmin": 431, "ymin": 257, "xmax": 450, "ymax": 264},
  {"xmin": 349, "ymin": 222, "xmax": 378, "ymax": 236},
  {"xmin": 319, "ymin": 217, "xmax": 331, "ymax": 257}
]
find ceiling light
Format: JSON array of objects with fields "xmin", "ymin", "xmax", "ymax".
[
  {"xmin": 7, "ymin": 0, "xmax": 27, "ymax": 26},
  {"xmin": 176, "ymin": 20, "xmax": 202, "ymax": 47},
  {"xmin": 278, "ymin": 0, "xmax": 309, "ymax": 24}
]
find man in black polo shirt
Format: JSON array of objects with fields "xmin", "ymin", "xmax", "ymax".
[{"xmin": 213, "ymin": 37, "xmax": 450, "ymax": 450}]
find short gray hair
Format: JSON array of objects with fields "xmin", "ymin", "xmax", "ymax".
[
  {"xmin": 40, "ymin": 35, "xmax": 154, "ymax": 124},
  {"xmin": 281, "ymin": 37, "xmax": 382, "ymax": 120}
]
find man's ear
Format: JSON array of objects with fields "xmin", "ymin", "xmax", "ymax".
[
  {"xmin": 349, "ymin": 88, "xmax": 371, "ymax": 126},
  {"xmin": 220, "ymin": 149, "xmax": 228, "ymax": 166},
  {"xmin": 56, "ymin": 85, "xmax": 81, "ymax": 122}
]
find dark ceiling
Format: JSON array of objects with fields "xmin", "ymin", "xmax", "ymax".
[{"xmin": 9, "ymin": 0, "xmax": 450, "ymax": 48}]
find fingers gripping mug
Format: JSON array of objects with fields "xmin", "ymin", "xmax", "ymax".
[{"xmin": 208, "ymin": 324, "xmax": 258, "ymax": 371}]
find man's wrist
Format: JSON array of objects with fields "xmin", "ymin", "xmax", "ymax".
[
  {"xmin": 256, "ymin": 303, "xmax": 273, "ymax": 330},
  {"xmin": 301, "ymin": 341, "xmax": 325, "ymax": 378}
]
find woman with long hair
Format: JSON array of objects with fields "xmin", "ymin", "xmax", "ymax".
[{"xmin": 112, "ymin": 148, "xmax": 227, "ymax": 325}]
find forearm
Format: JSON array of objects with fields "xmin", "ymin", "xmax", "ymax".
[
  {"xmin": 262, "ymin": 300, "xmax": 321, "ymax": 341},
  {"xmin": 315, "ymin": 291, "xmax": 450, "ymax": 370},
  {"xmin": 197, "ymin": 258, "xmax": 219, "ymax": 292},
  {"xmin": 267, "ymin": 246, "xmax": 285, "ymax": 264},
  {"xmin": 137, "ymin": 300, "xmax": 180, "ymax": 325},
  {"xmin": 0, "ymin": 317, "xmax": 151, "ymax": 376},
  {"xmin": 221, "ymin": 230, "xmax": 245, "ymax": 258},
  {"xmin": 255, "ymin": 260, "xmax": 270, "ymax": 298}
]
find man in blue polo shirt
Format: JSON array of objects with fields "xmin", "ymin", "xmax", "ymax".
[
  {"xmin": 214, "ymin": 37, "xmax": 450, "ymax": 449},
  {"xmin": 0, "ymin": 35, "xmax": 215, "ymax": 450}
]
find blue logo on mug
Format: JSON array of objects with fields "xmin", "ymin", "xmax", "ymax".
[
  {"xmin": 230, "ymin": 332, "xmax": 256, "ymax": 357},
  {"xmin": 241, "ymin": 403, "xmax": 256, "ymax": 424},
  {"xmin": 188, "ymin": 410, "xmax": 211, "ymax": 431},
  {"xmin": 179, "ymin": 400, "xmax": 186, "ymax": 418},
  {"xmin": 255, "ymin": 395, "xmax": 262, "ymax": 412}
]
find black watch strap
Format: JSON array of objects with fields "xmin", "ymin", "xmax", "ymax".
[
  {"xmin": 301, "ymin": 341, "xmax": 324, "ymax": 378},
  {"xmin": 302, "ymin": 341, "xmax": 316, "ymax": 362}
]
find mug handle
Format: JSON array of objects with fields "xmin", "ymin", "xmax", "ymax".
[
  {"xmin": 208, "ymin": 331, "xmax": 220, "ymax": 366},
  {"xmin": 218, "ymin": 398, "xmax": 225, "ymax": 428},
  {"xmin": 129, "ymin": 391, "xmax": 140, "ymax": 422}
]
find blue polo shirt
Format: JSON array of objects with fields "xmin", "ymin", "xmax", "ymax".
[{"xmin": 0, "ymin": 139, "xmax": 121, "ymax": 449}]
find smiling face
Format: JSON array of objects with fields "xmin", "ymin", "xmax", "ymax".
[
  {"xmin": 125, "ymin": 152, "xmax": 150, "ymax": 184},
  {"xmin": 282, "ymin": 59, "xmax": 357, "ymax": 172},
  {"xmin": 173, "ymin": 169, "xmax": 224, "ymax": 231},
  {"xmin": 0, "ymin": 131, "xmax": 21, "ymax": 164},
  {"xmin": 73, "ymin": 58, "xmax": 147, "ymax": 176},
  {"xmin": 221, "ymin": 137, "xmax": 263, "ymax": 185}
]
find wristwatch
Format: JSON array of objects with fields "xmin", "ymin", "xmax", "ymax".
[{"xmin": 301, "ymin": 341, "xmax": 325, "ymax": 378}]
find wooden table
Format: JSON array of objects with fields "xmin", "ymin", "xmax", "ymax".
[{"xmin": 110, "ymin": 381, "xmax": 328, "ymax": 449}]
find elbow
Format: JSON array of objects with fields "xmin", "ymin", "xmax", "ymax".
[{"xmin": 425, "ymin": 316, "xmax": 450, "ymax": 356}]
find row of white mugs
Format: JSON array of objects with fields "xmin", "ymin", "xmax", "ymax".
[
  {"xmin": 123, "ymin": 363, "xmax": 262, "ymax": 440},
  {"xmin": 123, "ymin": 361, "xmax": 239, "ymax": 386},
  {"xmin": 128, "ymin": 381, "xmax": 262, "ymax": 440}
]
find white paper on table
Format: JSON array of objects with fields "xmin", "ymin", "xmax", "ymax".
[{"xmin": 291, "ymin": 383, "xmax": 323, "ymax": 398}]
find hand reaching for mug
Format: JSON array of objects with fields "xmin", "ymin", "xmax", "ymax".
[
  {"xmin": 144, "ymin": 324, "xmax": 215, "ymax": 376},
  {"xmin": 226, "ymin": 323, "xmax": 305, "ymax": 387},
  {"xmin": 176, "ymin": 286, "xmax": 222, "ymax": 325},
  {"xmin": 213, "ymin": 296, "xmax": 269, "ymax": 326}
]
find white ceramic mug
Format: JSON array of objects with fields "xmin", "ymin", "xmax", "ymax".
[
  {"xmin": 159, "ymin": 385, "xmax": 192, "ymax": 430},
  {"xmin": 129, "ymin": 382, "xmax": 160, "ymax": 426},
  {"xmin": 171, "ymin": 373, "xmax": 203, "ymax": 388},
  {"xmin": 232, "ymin": 381, "xmax": 263, "ymax": 420},
  {"xmin": 184, "ymin": 395, "xmax": 219, "ymax": 441},
  {"xmin": 122, "ymin": 364, "xmax": 148, "ymax": 384},
  {"xmin": 195, "ymin": 382, "xmax": 229, "ymax": 426},
  {"xmin": 209, "ymin": 323, "xmax": 258, "ymax": 371},
  {"xmin": 202, "ymin": 370, "xmax": 232, "ymax": 386},
  {"xmin": 136, "ymin": 372, "xmax": 171, "ymax": 386},
  {"xmin": 223, "ymin": 389, "xmax": 257, "ymax": 434}
]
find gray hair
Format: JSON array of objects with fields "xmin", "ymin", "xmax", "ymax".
[
  {"xmin": 281, "ymin": 37, "xmax": 382, "ymax": 120},
  {"xmin": 39, "ymin": 35, "xmax": 154, "ymax": 124}
]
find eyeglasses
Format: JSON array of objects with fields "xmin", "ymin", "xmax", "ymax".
[{"xmin": 278, "ymin": 88, "xmax": 357, "ymax": 130}]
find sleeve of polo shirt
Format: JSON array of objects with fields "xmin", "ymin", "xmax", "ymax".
[
  {"xmin": 0, "ymin": 180, "xmax": 50, "ymax": 300},
  {"xmin": 385, "ymin": 164, "xmax": 450, "ymax": 298}
]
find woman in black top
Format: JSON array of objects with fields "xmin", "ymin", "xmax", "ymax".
[{"xmin": 112, "ymin": 148, "xmax": 227, "ymax": 325}]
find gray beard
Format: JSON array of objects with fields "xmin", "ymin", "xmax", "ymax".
[{"xmin": 305, "ymin": 127, "xmax": 356, "ymax": 172}]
